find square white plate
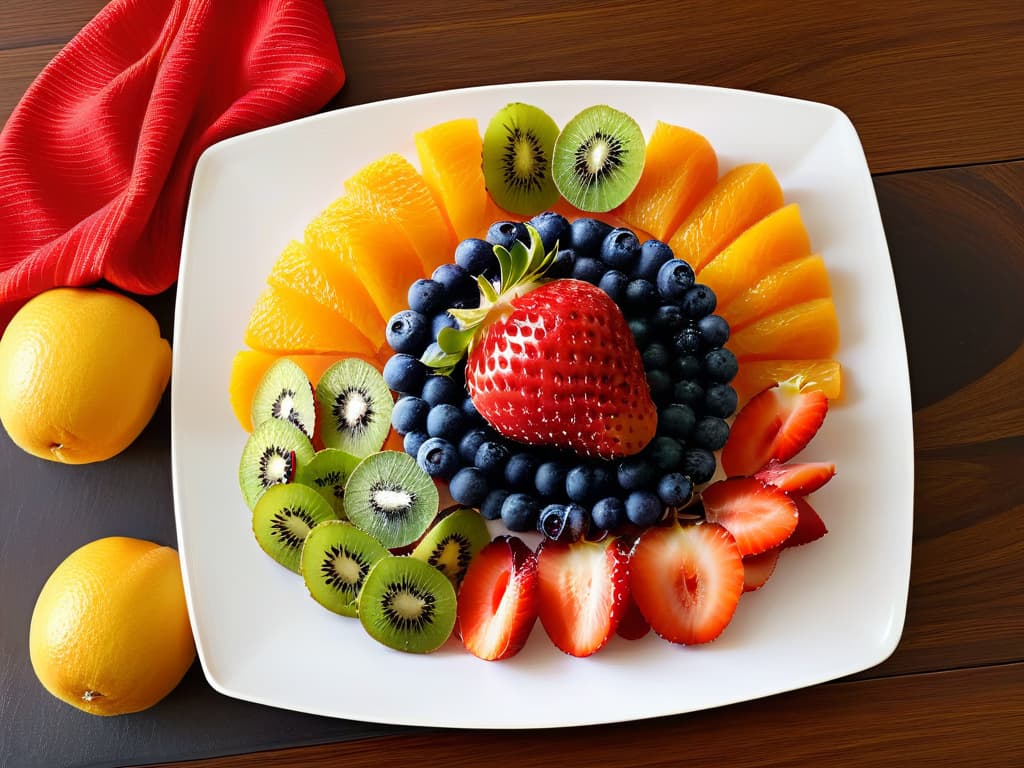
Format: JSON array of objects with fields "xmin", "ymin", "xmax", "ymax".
[{"xmin": 172, "ymin": 80, "xmax": 913, "ymax": 728}]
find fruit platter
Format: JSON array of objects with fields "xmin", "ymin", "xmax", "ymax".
[{"xmin": 172, "ymin": 80, "xmax": 913, "ymax": 727}]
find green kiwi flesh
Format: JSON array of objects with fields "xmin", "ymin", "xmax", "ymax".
[
  {"xmin": 411, "ymin": 508, "xmax": 490, "ymax": 590},
  {"xmin": 552, "ymin": 104, "xmax": 646, "ymax": 212},
  {"xmin": 250, "ymin": 358, "xmax": 316, "ymax": 439},
  {"xmin": 315, "ymin": 359, "xmax": 393, "ymax": 457},
  {"xmin": 239, "ymin": 418, "xmax": 316, "ymax": 510},
  {"xmin": 482, "ymin": 102, "xmax": 561, "ymax": 216},
  {"xmin": 252, "ymin": 483, "xmax": 337, "ymax": 572},
  {"xmin": 344, "ymin": 451, "xmax": 439, "ymax": 549},
  {"xmin": 296, "ymin": 448, "xmax": 361, "ymax": 519},
  {"xmin": 300, "ymin": 520, "xmax": 388, "ymax": 616},
  {"xmin": 358, "ymin": 555, "xmax": 457, "ymax": 653}
]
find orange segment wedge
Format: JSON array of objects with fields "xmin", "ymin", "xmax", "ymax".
[
  {"xmin": 244, "ymin": 285, "xmax": 378, "ymax": 358},
  {"xmin": 732, "ymin": 359, "xmax": 843, "ymax": 406},
  {"xmin": 728, "ymin": 298, "xmax": 840, "ymax": 361},
  {"xmin": 613, "ymin": 122, "xmax": 718, "ymax": 242},
  {"xmin": 345, "ymin": 153, "xmax": 458, "ymax": 277},
  {"xmin": 698, "ymin": 203, "xmax": 811, "ymax": 307},
  {"xmin": 305, "ymin": 197, "xmax": 426, "ymax": 320},
  {"xmin": 415, "ymin": 118, "xmax": 506, "ymax": 240},
  {"xmin": 668, "ymin": 163, "xmax": 784, "ymax": 272},
  {"xmin": 721, "ymin": 254, "xmax": 832, "ymax": 330}
]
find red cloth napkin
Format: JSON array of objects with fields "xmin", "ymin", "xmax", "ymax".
[{"xmin": 0, "ymin": 0, "xmax": 345, "ymax": 330}]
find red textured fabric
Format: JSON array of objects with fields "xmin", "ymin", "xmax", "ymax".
[{"xmin": 0, "ymin": 0, "xmax": 345, "ymax": 330}]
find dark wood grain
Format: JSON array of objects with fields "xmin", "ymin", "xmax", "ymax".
[{"xmin": 140, "ymin": 663, "xmax": 1024, "ymax": 768}]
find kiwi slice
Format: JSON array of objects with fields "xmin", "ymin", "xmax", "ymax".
[
  {"xmin": 239, "ymin": 418, "xmax": 316, "ymax": 510},
  {"xmin": 300, "ymin": 520, "xmax": 388, "ymax": 616},
  {"xmin": 250, "ymin": 358, "xmax": 316, "ymax": 439},
  {"xmin": 552, "ymin": 104, "xmax": 646, "ymax": 212},
  {"xmin": 358, "ymin": 555, "xmax": 457, "ymax": 653},
  {"xmin": 296, "ymin": 448, "xmax": 361, "ymax": 519},
  {"xmin": 252, "ymin": 483, "xmax": 337, "ymax": 572},
  {"xmin": 482, "ymin": 102, "xmax": 561, "ymax": 216},
  {"xmin": 344, "ymin": 451, "xmax": 439, "ymax": 549},
  {"xmin": 411, "ymin": 508, "xmax": 491, "ymax": 590},
  {"xmin": 316, "ymin": 359, "xmax": 393, "ymax": 458}
]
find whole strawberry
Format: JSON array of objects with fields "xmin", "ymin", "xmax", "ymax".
[{"xmin": 426, "ymin": 226, "xmax": 656, "ymax": 459}]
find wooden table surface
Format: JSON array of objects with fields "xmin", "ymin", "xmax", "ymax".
[{"xmin": 2, "ymin": 1, "xmax": 1022, "ymax": 767}]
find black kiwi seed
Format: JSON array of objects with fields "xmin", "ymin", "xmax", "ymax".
[
  {"xmin": 238, "ymin": 418, "xmax": 316, "ymax": 510},
  {"xmin": 252, "ymin": 483, "xmax": 337, "ymax": 572},
  {"xmin": 482, "ymin": 102, "xmax": 561, "ymax": 216},
  {"xmin": 344, "ymin": 451, "xmax": 439, "ymax": 549},
  {"xmin": 411, "ymin": 508, "xmax": 491, "ymax": 589},
  {"xmin": 300, "ymin": 520, "xmax": 388, "ymax": 616},
  {"xmin": 316, "ymin": 359, "xmax": 394, "ymax": 458}
]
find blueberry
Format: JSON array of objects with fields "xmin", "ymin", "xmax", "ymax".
[
  {"xmin": 673, "ymin": 325, "xmax": 702, "ymax": 354},
  {"xmin": 480, "ymin": 489, "xmax": 510, "ymax": 520},
  {"xmin": 617, "ymin": 459, "xmax": 657, "ymax": 491},
  {"xmin": 426, "ymin": 403, "xmax": 465, "ymax": 441},
  {"xmin": 403, "ymin": 430, "xmax": 430, "ymax": 459},
  {"xmin": 529, "ymin": 211, "xmax": 570, "ymax": 253},
  {"xmin": 417, "ymin": 437, "xmax": 460, "ymax": 479},
  {"xmin": 654, "ymin": 303, "xmax": 686, "ymax": 335},
  {"xmin": 698, "ymin": 314, "xmax": 730, "ymax": 349},
  {"xmin": 431, "ymin": 263, "xmax": 478, "ymax": 308},
  {"xmin": 628, "ymin": 318, "xmax": 651, "ymax": 348},
  {"xmin": 642, "ymin": 342, "xmax": 669, "ymax": 372},
  {"xmin": 647, "ymin": 435, "xmax": 684, "ymax": 472},
  {"xmin": 673, "ymin": 379, "xmax": 705, "ymax": 408},
  {"xmin": 421, "ymin": 374, "xmax": 462, "ymax": 406},
  {"xmin": 391, "ymin": 396, "xmax": 429, "ymax": 435},
  {"xmin": 598, "ymin": 269, "xmax": 630, "ymax": 304},
  {"xmin": 668, "ymin": 354, "xmax": 702, "ymax": 381},
  {"xmin": 486, "ymin": 220, "xmax": 529, "ymax": 250},
  {"xmin": 460, "ymin": 396, "xmax": 482, "ymax": 424},
  {"xmin": 535, "ymin": 461, "xmax": 568, "ymax": 498},
  {"xmin": 386, "ymin": 309, "xmax": 431, "ymax": 355},
  {"xmin": 625, "ymin": 278, "xmax": 658, "ymax": 312},
  {"xmin": 449, "ymin": 466, "xmax": 490, "ymax": 507},
  {"xmin": 625, "ymin": 490, "xmax": 663, "ymax": 527},
  {"xmin": 658, "ymin": 403, "xmax": 696, "ymax": 439},
  {"xmin": 704, "ymin": 384, "xmax": 738, "ymax": 418},
  {"xmin": 683, "ymin": 448, "xmax": 717, "ymax": 484},
  {"xmin": 634, "ymin": 240, "xmax": 674, "ymax": 281},
  {"xmin": 680, "ymin": 284, "xmax": 717, "ymax": 319},
  {"xmin": 693, "ymin": 416, "xmax": 730, "ymax": 451},
  {"xmin": 565, "ymin": 464, "xmax": 613, "ymax": 504},
  {"xmin": 383, "ymin": 354, "xmax": 426, "ymax": 394},
  {"xmin": 547, "ymin": 248, "xmax": 576, "ymax": 279},
  {"xmin": 474, "ymin": 440, "xmax": 510, "ymax": 479},
  {"xmin": 538, "ymin": 502, "xmax": 587, "ymax": 542},
  {"xmin": 591, "ymin": 496, "xmax": 627, "ymax": 531},
  {"xmin": 431, "ymin": 311, "xmax": 459, "ymax": 338},
  {"xmin": 505, "ymin": 453, "xmax": 540, "ymax": 491},
  {"xmin": 656, "ymin": 259, "xmax": 695, "ymax": 300},
  {"xmin": 501, "ymin": 493, "xmax": 541, "ymax": 532},
  {"xmin": 703, "ymin": 347, "xmax": 739, "ymax": 383},
  {"xmin": 657, "ymin": 472, "xmax": 693, "ymax": 507},
  {"xmin": 568, "ymin": 217, "xmax": 613, "ymax": 257},
  {"xmin": 454, "ymin": 237, "xmax": 498, "ymax": 277},
  {"xmin": 571, "ymin": 256, "xmax": 606, "ymax": 285},
  {"xmin": 646, "ymin": 369, "xmax": 673, "ymax": 403},
  {"xmin": 458, "ymin": 428, "xmax": 490, "ymax": 464},
  {"xmin": 407, "ymin": 278, "xmax": 448, "ymax": 316},
  {"xmin": 601, "ymin": 228, "xmax": 640, "ymax": 271}
]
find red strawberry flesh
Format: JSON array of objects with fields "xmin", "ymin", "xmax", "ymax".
[
  {"xmin": 466, "ymin": 279, "xmax": 657, "ymax": 459},
  {"xmin": 537, "ymin": 537, "xmax": 630, "ymax": 657},
  {"xmin": 742, "ymin": 548, "xmax": 781, "ymax": 592},
  {"xmin": 629, "ymin": 523, "xmax": 744, "ymax": 645},
  {"xmin": 784, "ymin": 495, "xmax": 829, "ymax": 548},
  {"xmin": 754, "ymin": 460, "xmax": 836, "ymax": 496},
  {"xmin": 457, "ymin": 535, "xmax": 539, "ymax": 661},
  {"xmin": 702, "ymin": 477, "xmax": 799, "ymax": 556}
]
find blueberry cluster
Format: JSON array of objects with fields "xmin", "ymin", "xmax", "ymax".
[{"xmin": 383, "ymin": 211, "xmax": 739, "ymax": 542}]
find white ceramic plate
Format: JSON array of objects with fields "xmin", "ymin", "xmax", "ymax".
[{"xmin": 172, "ymin": 80, "xmax": 913, "ymax": 728}]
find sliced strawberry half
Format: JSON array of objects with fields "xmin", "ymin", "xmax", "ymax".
[
  {"xmin": 536, "ymin": 537, "xmax": 630, "ymax": 657},
  {"xmin": 721, "ymin": 379, "xmax": 829, "ymax": 476},
  {"xmin": 457, "ymin": 535, "xmax": 539, "ymax": 661},
  {"xmin": 702, "ymin": 477, "xmax": 798, "ymax": 556},
  {"xmin": 630, "ymin": 523, "xmax": 744, "ymax": 645},
  {"xmin": 783, "ymin": 495, "xmax": 828, "ymax": 548},
  {"xmin": 742, "ymin": 548, "xmax": 781, "ymax": 592},
  {"xmin": 754, "ymin": 460, "xmax": 836, "ymax": 496},
  {"xmin": 615, "ymin": 590, "xmax": 651, "ymax": 641}
]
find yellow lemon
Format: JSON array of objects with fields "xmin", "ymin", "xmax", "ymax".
[
  {"xmin": 0, "ymin": 287, "xmax": 171, "ymax": 463},
  {"xmin": 29, "ymin": 536, "xmax": 196, "ymax": 716}
]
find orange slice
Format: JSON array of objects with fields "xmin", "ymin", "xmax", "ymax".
[
  {"xmin": 345, "ymin": 153, "xmax": 458, "ymax": 277},
  {"xmin": 729, "ymin": 298, "xmax": 840, "ymax": 361},
  {"xmin": 668, "ymin": 163, "xmax": 784, "ymax": 272},
  {"xmin": 698, "ymin": 203, "xmax": 811, "ymax": 307},
  {"xmin": 613, "ymin": 122, "xmax": 718, "ymax": 242},
  {"xmin": 721, "ymin": 254, "xmax": 832, "ymax": 330},
  {"xmin": 732, "ymin": 359, "xmax": 843, "ymax": 406}
]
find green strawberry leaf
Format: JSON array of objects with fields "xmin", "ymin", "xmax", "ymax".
[{"xmin": 437, "ymin": 325, "xmax": 476, "ymax": 355}]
